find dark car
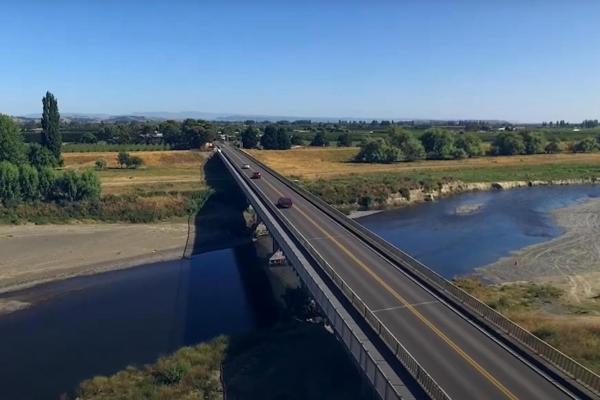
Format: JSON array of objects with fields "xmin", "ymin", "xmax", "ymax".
[
  {"xmin": 277, "ymin": 197, "xmax": 293, "ymax": 208},
  {"xmin": 251, "ymin": 171, "xmax": 261, "ymax": 179}
]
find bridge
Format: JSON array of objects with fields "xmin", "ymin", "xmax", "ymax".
[{"xmin": 217, "ymin": 143, "xmax": 600, "ymax": 400}]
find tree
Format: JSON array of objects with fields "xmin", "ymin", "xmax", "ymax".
[
  {"xmin": 41, "ymin": 91, "xmax": 62, "ymax": 161},
  {"xmin": 545, "ymin": 138, "xmax": 563, "ymax": 154},
  {"xmin": 117, "ymin": 152, "xmax": 130, "ymax": 168},
  {"xmin": 491, "ymin": 132, "xmax": 525, "ymax": 155},
  {"xmin": 276, "ymin": 127, "xmax": 291, "ymax": 149},
  {"xmin": 337, "ymin": 133, "xmax": 351, "ymax": 147},
  {"xmin": 355, "ymin": 139, "xmax": 402, "ymax": 163},
  {"xmin": 401, "ymin": 137, "xmax": 426, "ymax": 161},
  {"xmin": 310, "ymin": 131, "xmax": 327, "ymax": 147},
  {"xmin": 127, "ymin": 155, "xmax": 144, "ymax": 169},
  {"xmin": 240, "ymin": 126, "xmax": 259, "ymax": 149},
  {"xmin": 573, "ymin": 137, "xmax": 597, "ymax": 153},
  {"xmin": 81, "ymin": 132, "xmax": 98, "ymax": 144},
  {"xmin": 19, "ymin": 164, "xmax": 40, "ymax": 201},
  {"xmin": 260, "ymin": 125, "xmax": 279, "ymax": 149},
  {"xmin": 28, "ymin": 143, "xmax": 56, "ymax": 168},
  {"xmin": 420, "ymin": 129, "xmax": 455, "ymax": 159},
  {"xmin": 0, "ymin": 161, "xmax": 20, "ymax": 204},
  {"xmin": 455, "ymin": 133, "xmax": 483, "ymax": 157},
  {"xmin": 0, "ymin": 114, "xmax": 25, "ymax": 164},
  {"xmin": 291, "ymin": 134, "xmax": 304, "ymax": 145},
  {"xmin": 521, "ymin": 131, "xmax": 546, "ymax": 154}
]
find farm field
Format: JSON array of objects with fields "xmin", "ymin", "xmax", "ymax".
[
  {"xmin": 63, "ymin": 150, "xmax": 208, "ymax": 195},
  {"xmin": 247, "ymin": 147, "xmax": 600, "ymax": 182}
]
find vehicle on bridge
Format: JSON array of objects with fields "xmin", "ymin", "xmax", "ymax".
[
  {"xmin": 241, "ymin": 164, "xmax": 250, "ymax": 169},
  {"xmin": 277, "ymin": 197, "xmax": 293, "ymax": 208},
  {"xmin": 251, "ymin": 171, "xmax": 262, "ymax": 179}
]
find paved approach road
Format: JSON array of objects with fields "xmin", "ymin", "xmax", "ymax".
[{"xmin": 223, "ymin": 145, "xmax": 577, "ymax": 400}]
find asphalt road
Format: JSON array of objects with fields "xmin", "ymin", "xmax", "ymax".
[{"xmin": 223, "ymin": 146, "xmax": 576, "ymax": 400}]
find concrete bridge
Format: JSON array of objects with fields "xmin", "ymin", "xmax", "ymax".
[{"xmin": 217, "ymin": 143, "xmax": 600, "ymax": 400}]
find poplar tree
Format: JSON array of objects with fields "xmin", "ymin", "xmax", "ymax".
[{"xmin": 41, "ymin": 91, "xmax": 61, "ymax": 161}]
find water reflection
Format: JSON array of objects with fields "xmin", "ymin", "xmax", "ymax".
[{"xmin": 0, "ymin": 244, "xmax": 275, "ymax": 400}]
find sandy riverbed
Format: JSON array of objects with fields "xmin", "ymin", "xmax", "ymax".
[
  {"xmin": 0, "ymin": 223, "xmax": 190, "ymax": 299},
  {"xmin": 476, "ymin": 198, "xmax": 600, "ymax": 302}
]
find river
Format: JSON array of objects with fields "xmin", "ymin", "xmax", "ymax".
[
  {"xmin": 2, "ymin": 184, "xmax": 600, "ymax": 399},
  {"xmin": 0, "ymin": 244, "xmax": 277, "ymax": 400},
  {"xmin": 358, "ymin": 184, "xmax": 600, "ymax": 278}
]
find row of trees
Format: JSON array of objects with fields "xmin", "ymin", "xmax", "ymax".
[
  {"xmin": 0, "ymin": 162, "xmax": 100, "ymax": 204},
  {"xmin": 90, "ymin": 119, "xmax": 214, "ymax": 149},
  {"xmin": 355, "ymin": 130, "xmax": 483, "ymax": 163},
  {"xmin": 240, "ymin": 125, "xmax": 292, "ymax": 150},
  {"xmin": 0, "ymin": 92, "xmax": 101, "ymax": 205},
  {"xmin": 491, "ymin": 131, "xmax": 599, "ymax": 155}
]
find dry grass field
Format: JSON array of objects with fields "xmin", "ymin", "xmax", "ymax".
[
  {"xmin": 248, "ymin": 147, "xmax": 600, "ymax": 180},
  {"xmin": 63, "ymin": 150, "xmax": 208, "ymax": 195}
]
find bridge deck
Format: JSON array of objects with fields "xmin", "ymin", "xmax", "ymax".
[{"xmin": 223, "ymin": 145, "xmax": 578, "ymax": 400}]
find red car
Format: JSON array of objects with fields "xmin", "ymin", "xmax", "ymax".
[
  {"xmin": 251, "ymin": 171, "xmax": 261, "ymax": 179},
  {"xmin": 277, "ymin": 197, "xmax": 293, "ymax": 208}
]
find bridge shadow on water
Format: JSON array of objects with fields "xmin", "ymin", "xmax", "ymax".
[{"xmin": 190, "ymin": 154, "xmax": 251, "ymax": 255}]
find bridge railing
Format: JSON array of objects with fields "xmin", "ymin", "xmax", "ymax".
[
  {"xmin": 220, "ymin": 149, "xmax": 451, "ymax": 400},
  {"xmin": 240, "ymin": 147, "xmax": 600, "ymax": 397}
]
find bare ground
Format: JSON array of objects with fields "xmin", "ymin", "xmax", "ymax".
[
  {"xmin": 476, "ymin": 198, "xmax": 600, "ymax": 303},
  {"xmin": 0, "ymin": 223, "xmax": 190, "ymax": 305}
]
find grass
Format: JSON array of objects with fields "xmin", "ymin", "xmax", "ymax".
[
  {"xmin": 63, "ymin": 150, "xmax": 207, "ymax": 196},
  {"xmin": 248, "ymin": 147, "xmax": 600, "ymax": 180},
  {"xmin": 249, "ymin": 147, "xmax": 600, "ymax": 211},
  {"xmin": 76, "ymin": 321, "xmax": 373, "ymax": 400},
  {"xmin": 77, "ymin": 336, "xmax": 227, "ymax": 400},
  {"xmin": 0, "ymin": 150, "xmax": 211, "ymax": 224},
  {"xmin": 455, "ymin": 278, "xmax": 600, "ymax": 374}
]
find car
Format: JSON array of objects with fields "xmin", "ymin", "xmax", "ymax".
[
  {"xmin": 277, "ymin": 197, "xmax": 293, "ymax": 208},
  {"xmin": 251, "ymin": 171, "xmax": 262, "ymax": 179},
  {"xmin": 241, "ymin": 164, "xmax": 250, "ymax": 169}
]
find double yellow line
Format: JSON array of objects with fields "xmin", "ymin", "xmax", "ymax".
[{"xmin": 254, "ymin": 167, "xmax": 519, "ymax": 400}]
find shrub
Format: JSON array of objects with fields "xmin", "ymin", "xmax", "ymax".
[
  {"xmin": 545, "ymin": 138, "xmax": 563, "ymax": 154},
  {"xmin": 81, "ymin": 132, "xmax": 98, "ymax": 144},
  {"xmin": 117, "ymin": 151, "xmax": 130, "ymax": 168},
  {"xmin": 0, "ymin": 161, "xmax": 20, "ymax": 204},
  {"xmin": 455, "ymin": 133, "xmax": 483, "ymax": 157},
  {"xmin": 337, "ymin": 133, "xmax": 351, "ymax": 147},
  {"xmin": 95, "ymin": 158, "xmax": 107, "ymax": 170},
  {"xmin": 402, "ymin": 137, "xmax": 426, "ymax": 161},
  {"xmin": 355, "ymin": 139, "xmax": 402, "ymax": 163},
  {"xmin": 491, "ymin": 132, "xmax": 525, "ymax": 155},
  {"xmin": 19, "ymin": 164, "xmax": 40, "ymax": 201},
  {"xmin": 521, "ymin": 131, "xmax": 547, "ymax": 154},
  {"xmin": 52, "ymin": 170, "xmax": 101, "ymax": 202},
  {"xmin": 38, "ymin": 167, "xmax": 56, "ymax": 199},
  {"xmin": 573, "ymin": 137, "xmax": 597, "ymax": 153},
  {"xmin": 420, "ymin": 129, "xmax": 455, "ymax": 160},
  {"xmin": 127, "ymin": 156, "xmax": 144, "ymax": 169},
  {"xmin": 28, "ymin": 143, "xmax": 56, "ymax": 169}
]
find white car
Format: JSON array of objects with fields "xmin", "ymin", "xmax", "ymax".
[{"xmin": 241, "ymin": 164, "xmax": 250, "ymax": 169}]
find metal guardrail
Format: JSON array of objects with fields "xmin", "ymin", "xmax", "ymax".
[
  {"xmin": 239, "ymin": 147, "xmax": 600, "ymax": 397},
  {"xmin": 219, "ymin": 149, "xmax": 450, "ymax": 400}
]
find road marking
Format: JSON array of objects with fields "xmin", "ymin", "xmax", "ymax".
[
  {"xmin": 252, "ymin": 165, "xmax": 520, "ymax": 400},
  {"xmin": 373, "ymin": 300, "xmax": 440, "ymax": 313}
]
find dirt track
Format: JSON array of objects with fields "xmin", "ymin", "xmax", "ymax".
[
  {"xmin": 0, "ymin": 223, "xmax": 189, "ymax": 298},
  {"xmin": 477, "ymin": 198, "xmax": 600, "ymax": 302}
]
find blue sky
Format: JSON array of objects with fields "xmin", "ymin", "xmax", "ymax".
[{"xmin": 1, "ymin": 0, "xmax": 599, "ymax": 121}]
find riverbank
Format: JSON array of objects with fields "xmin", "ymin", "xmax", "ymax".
[
  {"xmin": 0, "ymin": 222, "xmax": 190, "ymax": 308},
  {"xmin": 475, "ymin": 197, "xmax": 600, "ymax": 303}
]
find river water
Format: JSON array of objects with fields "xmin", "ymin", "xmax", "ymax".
[
  {"xmin": 0, "ymin": 244, "xmax": 277, "ymax": 400},
  {"xmin": 2, "ymin": 185, "xmax": 600, "ymax": 399},
  {"xmin": 358, "ymin": 184, "xmax": 600, "ymax": 278}
]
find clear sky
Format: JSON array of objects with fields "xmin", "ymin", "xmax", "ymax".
[{"xmin": 1, "ymin": 0, "xmax": 599, "ymax": 121}]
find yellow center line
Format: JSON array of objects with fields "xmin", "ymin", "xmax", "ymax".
[{"xmin": 255, "ymin": 169, "xmax": 519, "ymax": 400}]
